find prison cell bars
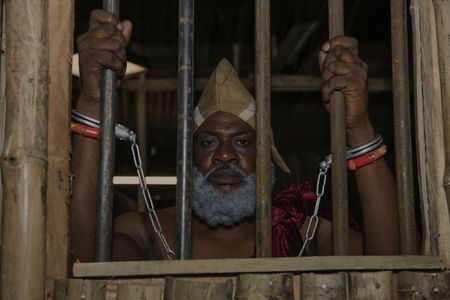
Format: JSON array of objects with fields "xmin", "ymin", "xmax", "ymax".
[
  {"xmin": 255, "ymin": 0, "xmax": 272, "ymax": 258},
  {"xmin": 328, "ymin": 0, "xmax": 349, "ymax": 255},
  {"xmin": 176, "ymin": 0, "xmax": 194, "ymax": 260},
  {"xmin": 92, "ymin": 0, "xmax": 417, "ymax": 260},
  {"xmin": 391, "ymin": 0, "xmax": 418, "ymax": 255},
  {"xmin": 95, "ymin": 0, "xmax": 120, "ymax": 263}
]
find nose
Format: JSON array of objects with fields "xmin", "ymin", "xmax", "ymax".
[{"xmin": 212, "ymin": 141, "xmax": 238, "ymax": 164}]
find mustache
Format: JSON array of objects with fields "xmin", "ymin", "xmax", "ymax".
[{"xmin": 204, "ymin": 163, "xmax": 246, "ymax": 179}]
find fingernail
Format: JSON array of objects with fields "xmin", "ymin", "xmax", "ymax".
[
  {"xmin": 323, "ymin": 43, "xmax": 330, "ymax": 51},
  {"xmin": 117, "ymin": 23, "xmax": 123, "ymax": 31}
]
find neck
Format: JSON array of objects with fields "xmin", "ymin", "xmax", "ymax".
[{"xmin": 193, "ymin": 214, "xmax": 256, "ymax": 241}]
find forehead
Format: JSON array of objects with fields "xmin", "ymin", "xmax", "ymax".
[{"xmin": 195, "ymin": 111, "xmax": 255, "ymax": 135}]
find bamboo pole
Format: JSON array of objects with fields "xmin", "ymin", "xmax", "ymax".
[
  {"xmin": 95, "ymin": 0, "xmax": 120, "ymax": 262},
  {"xmin": 46, "ymin": 0, "xmax": 74, "ymax": 293},
  {"xmin": 255, "ymin": 0, "xmax": 272, "ymax": 258},
  {"xmin": 236, "ymin": 273, "xmax": 294, "ymax": 299},
  {"xmin": 328, "ymin": 0, "xmax": 349, "ymax": 256},
  {"xmin": 300, "ymin": 273, "xmax": 347, "ymax": 299},
  {"xmin": 397, "ymin": 271, "xmax": 450, "ymax": 299},
  {"xmin": 391, "ymin": 0, "xmax": 418, "ymax": 255},
  {"xmin": 176, "ymin": 0, "xmax": 194, "ymax": 260},
  {"xmin": 164, "ymin": 278, "xmax": 233, "ymax": 300},
  {"xmin": 0, "ymin": 0, "xmax": 49, "ymax": 297},
  {"xmin": 0, "ymin": 0, "xmax": 6, "ymax": 248},
  {"xmin": 349, "ymin": 271, "xmax": 393, "ymax": 299}
]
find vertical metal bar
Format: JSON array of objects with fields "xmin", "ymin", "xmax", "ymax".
[
  {"xmin": 328, "ymin": 0, "xmax": 349, "ymax": 255},
  {"xmin": 255, "ymin": 0, "xmax": 272, "ymax": 257},
  {"xmin": 390, "ymin": 0, "xmax": 417, "ymax": 254},
  {"xmin": 176, "ymin": 0, "xmax": 194, "ymax": 260},
  {"xmin": 95, "ymin": 0, "xmax": 120, "ymax": 262},
  {"xmin": 137, "ymin": 73, "xmax": 147, "ymax": 212}
]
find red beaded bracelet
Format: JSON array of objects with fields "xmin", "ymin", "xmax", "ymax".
[
  {"xmin": 347, "ymin": 144, "xmax": 387, "ymax": 171},
  {"xmin": 71, "ymin": 122, "xmax": 100, "ymax": 139}
]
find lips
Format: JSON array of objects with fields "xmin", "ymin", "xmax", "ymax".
[{"xmin": 207, "ymin": 168, "xmax": 243, "ymax": 186}]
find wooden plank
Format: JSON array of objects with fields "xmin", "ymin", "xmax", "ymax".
[
  {"xmin": 410, "ymin": 0, "xmax": 443, "ymax": 257},
  {"xmin": 73, "ymin": 256, "xmax": 443, "ymax": 278},
  {"xmin": 46, "ymin": 0, "xmax": 74, "ymax": 292},
  {"xmin": 164, "ymin": 277, "xmax": 233, "ymax": 300},
  {"xmin": 117, "ymin": 284, "xmax": 163, "ymax": 300},
  {"xmin": 300, "ymin": 272, "xmax": 347, "ymax": 299},
  {"xmin": 431, "ymin": 0, "xmax": 450, "ymax": 267},
  {"xmin": 121, "ymin": 76, "xmax": 392, "ymax": 93},
  {"xmin": 236, "ymin": 273, "xmax": 294, "ymax": 299},
  {"xmin": 397, "ymin": 271, "xmax": 450, "ymax": 299},
  {"xmin": 348, "ymin": 271, "xmax": 393, "ymax": 299}
]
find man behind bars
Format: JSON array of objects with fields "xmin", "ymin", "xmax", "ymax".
[{"xmin": 71, "ymin": 10, "xmax": 399, "ymax": 261}]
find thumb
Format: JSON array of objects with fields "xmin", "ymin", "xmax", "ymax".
[{"xmin": 121, "ymin": 20, "xmax": 133, "ymax": 45}]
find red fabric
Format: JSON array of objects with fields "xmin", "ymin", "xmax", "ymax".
[
  {"xmin": 271, "ymin": 182, "xmax": 360, "ymax": 257},
  {"xmin": 271, "ymin": 182, "xmax": 317, "ymax": 257}
]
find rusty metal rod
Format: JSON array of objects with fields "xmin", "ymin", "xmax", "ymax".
[
  {"xmin": 176, "ymin": 0, "xmax": 194, "ymax": 260},
  {"xmin": 328, "ymin": 0, "xmax": 349, "ymax": 256},
  {"xmin": 255, "ymin": 0, "xmax": 272, "ymax": 257},
  {"xmin": 95, "ymin": 0, "xmax": 120, "ymax": 262},
  {"xmin": 390, "ymin": 0, "xmax": 417, "ymax": 254}
]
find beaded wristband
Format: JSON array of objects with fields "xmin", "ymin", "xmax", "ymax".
[{"xmin": 347, "ymin": 144, "xmax": 387, "ymax": 171}]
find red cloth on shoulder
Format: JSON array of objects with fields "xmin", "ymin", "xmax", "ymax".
[{"xmin": 271, "ymin": 182, "xmax": 360, "ymax": 257}]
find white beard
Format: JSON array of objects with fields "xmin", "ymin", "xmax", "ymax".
[{"xmin": 192, "ymin": 164, "xmax": 256, "ymax": 227}]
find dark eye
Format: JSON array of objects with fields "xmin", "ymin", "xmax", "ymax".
[
  {"xmin": 235, "ymin": 135, "xmax": 254, "ymax": 147},
  {"xmin": 199, "ymin": 137, "xmax": 217, "ymax": 148}
]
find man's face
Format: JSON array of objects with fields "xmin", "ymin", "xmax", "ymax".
[{"xmin": 193, "ymin": 111, "xmax": 256, "ymax": 193}]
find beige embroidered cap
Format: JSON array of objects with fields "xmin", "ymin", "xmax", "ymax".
[{"xmin": 193, "ymin": 58, "xmax": 290, "ymax": 173}]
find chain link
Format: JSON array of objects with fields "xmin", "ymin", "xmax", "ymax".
[
  {"xmin": 131, "ymin": 139, "xmax": 176, "ymax": 260},
  {"xmin": 298, "ymin": 154, "xmax": 331, "ymax": 256}
]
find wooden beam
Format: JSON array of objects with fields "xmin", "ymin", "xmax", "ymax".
[
  {"xmin": 46, "ymin": 0, "xmax": 74, "ymax": 289},
  {"xmin": 73, "ymin": 256, "xmax": 443, "ymax": 278},
  {"xmin": 121, "ymin": 76, "xmax": 392, "ymax": 93}
]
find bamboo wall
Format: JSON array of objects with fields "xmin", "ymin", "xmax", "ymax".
[{"xmin": 54, "ymin": 272, "xmax": 450, "ymax": 300}]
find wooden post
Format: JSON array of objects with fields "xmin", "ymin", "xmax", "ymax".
[
  {"xmin": 255, "ymin": 0, "xmax": 272, "ymax": 258},
  {"xmin": 431, "ymin": 0, "xmax": 450, "ymax": 237},
  {"xmin": 236, "ymin": 273, "xmax": 294, "ymax": 299},
  {"xmin": 410, "ymin": 0, "xmax": 446, "ymax": 258},
  {"xmin": 300, "ymin": 273, "xmax": 347, "ymax": 299},
  {"xmin": 0, "ymin": 0, "xmax": 49, "ymax": 298},
  {"xmin": 349, "ymin": 271, "xmax": 393, "ymax": 299},
  {"xmin": 47, "ymin": 0, "xmax": 74, "ymax": 293},
  {"xmin": 164, "ymin": 278, "xmax": 233, "ymax": 300},
  {"xmin": 391, "ymin": 0, "xmax": 418, "ymax": 255},
  {"xmin": 328, "ymin": 0, "xmax": 349, "ymax": 256},
  {"xmin": 397, "ymin": 271, "xmax": 450, "ymax": 299}
]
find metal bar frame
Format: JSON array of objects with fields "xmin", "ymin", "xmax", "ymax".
[
  {"xmin": 176, "ymin": 0, "xmax": 194, "ymax": 260},
  {"xmin": 390, "ymin": 0, "xmax": 417, "ymax": 254},
  {"xmin": 328, "ymin": 0, "xmax": 349, "ymax": 255},
  {"xmin": 95, "ymin": 0, "xmax": 120, "ymax": 262},
  {"xmin": 255, "ymin": 0, "xmax": 272, "ymax": 258}
]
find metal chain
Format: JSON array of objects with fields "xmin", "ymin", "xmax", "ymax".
[
  {"xmin": 131, "ymin": 138, "xmax": 176, "ymax": 260},
  {"xmin": 298, "ymin": 154, "xmax": 332, "ymax": 256}
]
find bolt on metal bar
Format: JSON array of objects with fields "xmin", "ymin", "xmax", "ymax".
[
  {"xmin": 176, "ymin": 0, "xmax": 194, "ymax": 260},
  {"xmin": 94, "ymin": 0, "xmax": 120, "ymax": 262},
  {"xmin": 255, "ymin": 0, "xmax": 272, "ymax": 257},
  {"xmin": 328, "ymin": 0, "xmax": 349, "ymax": 256},
  {"xmin": 390, "ymin": 0, "xmax": 417, "ymax": 254}
]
